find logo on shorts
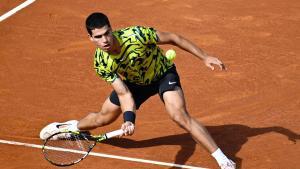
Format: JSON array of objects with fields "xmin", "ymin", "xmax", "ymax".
[{"xmin": 168, "ymin": 81, "xmax": 177, "ymax": 85}]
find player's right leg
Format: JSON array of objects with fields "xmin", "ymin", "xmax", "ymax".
[
  {"xmin": 39, "ymin": 97, "xmax": 121, "ymax": 139},
  {"xmin": 77, "ymin": 97, "xmax": 121, "ymax": 130}
]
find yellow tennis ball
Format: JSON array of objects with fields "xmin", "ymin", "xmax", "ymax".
[{"xmin": 165, "ymin": 49, "xmax": 176, "ymax": 61}]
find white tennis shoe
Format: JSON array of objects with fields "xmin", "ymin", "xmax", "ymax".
[
  {"xmin": 39, "ymin": 120, "xmax": 79, "ymax": 140},
  {"xmin": 220, "ymin": 159, "xmax": 236, "ymax": 169}
]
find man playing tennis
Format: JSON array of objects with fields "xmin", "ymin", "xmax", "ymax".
[{"xmin": 40, "ymin": 12, "xmax": 236, "ymax": 169}]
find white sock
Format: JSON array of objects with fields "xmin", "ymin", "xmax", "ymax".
[{"xmin": 211, "ymin": 148, "xmax": 230, "ymax": 166}]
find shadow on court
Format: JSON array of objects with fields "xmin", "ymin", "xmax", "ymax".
[{"xmin": 103, "ymin": 124, "xmax": 299, "ymax": 169}]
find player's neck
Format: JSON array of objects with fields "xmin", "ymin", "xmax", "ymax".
[{"xmin": 109, "ymin": 36, "xmax": 121, "ymax": 55}]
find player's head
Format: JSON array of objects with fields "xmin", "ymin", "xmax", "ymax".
[
  {"xmin": 86, "ymin": 12, "xmax": 114, "ymax": 52},
  {"xmin": 86, "ymin": 12, "xmax": 111, "ymax": 36}
]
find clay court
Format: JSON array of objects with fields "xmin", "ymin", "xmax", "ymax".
[{"xmin": 0, "ymin": 0, "xmax": 299, "ymax": 168}]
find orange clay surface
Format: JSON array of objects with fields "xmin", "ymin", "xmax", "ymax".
[{"xmin": 0, "ymin": 0, "xmax": 299, "ymax": 169}]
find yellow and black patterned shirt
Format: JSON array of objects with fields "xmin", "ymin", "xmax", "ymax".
[{"xmin": 94, "ymin": 26, "xmax": 174, "ymax": 85}]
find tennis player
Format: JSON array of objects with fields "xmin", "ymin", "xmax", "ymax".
[{"xmin": 40, "ymin": 12, "xmax": 235, "ymax": 169}]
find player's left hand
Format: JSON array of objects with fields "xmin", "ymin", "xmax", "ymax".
[
  {"xmin": 204, "ymin": 56, "xmax": 226, "ymax": 71},
  {"xmin": 121, "ymin": 121, "xmax": 135, "ymax": 136}
]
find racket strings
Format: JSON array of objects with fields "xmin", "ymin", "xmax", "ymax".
[{"xmin": 43, "ymin": 132, "xmax": 95, "ymax": 166}]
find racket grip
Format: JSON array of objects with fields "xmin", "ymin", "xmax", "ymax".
[{"xmin": 106, "ymin": 129, "xmax": 124, "ymax": 138}]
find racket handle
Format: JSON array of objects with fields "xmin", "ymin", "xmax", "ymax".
[{"xmin": 106, "ymin": 129, "xmax": 124, "ymax": 138}]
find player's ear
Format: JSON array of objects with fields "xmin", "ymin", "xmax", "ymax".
[{"xmin": 88, "ymin": 34, "xmax": 94, "ymax": 41}]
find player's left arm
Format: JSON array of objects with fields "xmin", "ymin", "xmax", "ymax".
[{"xmin": 156, "ymin": 30, "xmax": 226, "ymax": 70}]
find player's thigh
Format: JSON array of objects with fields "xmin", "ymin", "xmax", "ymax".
[
  {"xmin": 163, "ymin": 88, "xmax": 193, "ymax": 130},
  {"xmin": 163, "ymin": 87, "xmax": 189, "ymax": 119}
]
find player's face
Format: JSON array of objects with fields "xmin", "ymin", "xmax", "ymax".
[{"xmin": 89, "ymin": 25, "xmax": 114, "ymax": 52}]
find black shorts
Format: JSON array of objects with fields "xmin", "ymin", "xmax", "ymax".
[{"xmin": 109, "ymin": 66, "xmax": 182, "ymax": 109}]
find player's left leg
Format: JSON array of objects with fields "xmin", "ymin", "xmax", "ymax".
[
  {"xmin": 162, "ymin": 87, "xmax": 218, "ymax": 153},
  {"xmin": 162, "ymin": 87, "xmax": 236, "ymax": 169}
]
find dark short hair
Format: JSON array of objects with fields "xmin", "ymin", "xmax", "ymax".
[{"xmin": 86, "ymin": 12, "xmax": 111, "ymax": 36}]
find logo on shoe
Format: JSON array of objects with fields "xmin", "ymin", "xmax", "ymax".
[{"xmin": 56, "ymin": 123, "xmax": 71, "ymax": 129}]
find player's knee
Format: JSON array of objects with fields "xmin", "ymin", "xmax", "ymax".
[{"xmin": 170, "ymin": 111, "xmax": 192, "ymax": 131}]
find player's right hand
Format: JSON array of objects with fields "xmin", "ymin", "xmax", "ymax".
[{"xmin": 121, "ymin": 121, "xmax": 135, "ymax": 136}]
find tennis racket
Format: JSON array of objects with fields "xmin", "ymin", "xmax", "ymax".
[{"xmin": 42, "ymin": 129, "xmax": 124, "ymax": 166}]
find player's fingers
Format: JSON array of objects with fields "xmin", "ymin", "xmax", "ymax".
[
  {"xmin": 121, "ymin": 124, "xmax": 128, "ymax": 136},
  {"xmin": 214, "ymin": 59, "xmax": 226, "ymax": 71},
  {"xmin": 206, "ymin": 63, "xmax": 215, "ymax": 70},
  {"xmin": 123, "ymin": 129, "xmax": 129, "ymax": 136},
  {"xmin": 121, "ymin": 123, "xmax": 134, "ymax": 136},
  {"xmin": 128, "ymin": 125, "xmax": 135, "ymax": 135},
  {"xmin": 211, "ymin": 59, "xmax": 226, "ymax": 71},
  {"xmin": 124, "ymin": 125, "xmax": 134, "ymax": 136},
  {"xmin": 219, "ymin": 63, "xmax": 226, "ymax": 70}
]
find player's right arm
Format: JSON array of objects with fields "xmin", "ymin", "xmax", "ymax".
[{"xmin": 111, "ymin": 77, "xmax": 136, "ymax": 136}]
